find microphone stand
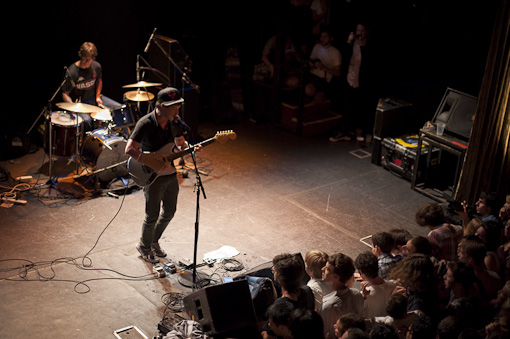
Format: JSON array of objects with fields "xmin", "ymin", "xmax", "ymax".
[{"xmin": 178, "ymin": 143, "xmax": 207, "ymax": 291}]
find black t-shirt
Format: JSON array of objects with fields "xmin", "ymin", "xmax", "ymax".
[
  {"xmin": 128, "ymin": 110, "xmax": 184, "ymax": 152},
  {"xmin": 63, "ymin": 61, "xmax": 102, "ymax": 104}
]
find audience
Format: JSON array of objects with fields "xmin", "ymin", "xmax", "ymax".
[
  {"xmin": 305, "ymin": 250, "xmax": 334, "ymax": 312},
  {"xmin": 320, "ymin": 253, "xmax": 365, "ymax": 338},
  {"xmin": 405, "ymin": 315, "xmax": 435, "ymax": 339},
  {"xmin": 262, "ymin": 253, "xmax": 315, "ymax": 339},
  {"xmin": 443, "ymin": 261, "xmax": 480, "ymax": 305},
  {"xmin": 333, "ymin": 313, "xmax": 366, "ymax": 338},
  {"xmin": 371, "ymin": 231, "xmax": 402, "ymax": 280},
  {"xmin": 457, "ymin": 192, "xmax": 502, "ymax": 226},
  {"xmin": 458, "ymin": 238, "xmax": 503, "ymax": 302},
  {"xmin": 369, "ymin": 322, "xmax": 399, "ymax": 339},
  {"xmin": 354, "ymin": 251, "xmax": 396, "ymax": 318},
  {"xmin": 249, "ymin": 188, "xmax": 509, "ymax": 339},
  {"xmin": 474, "ymin": 221, "xmax": 504, "ymax": 275},
  {"xmin": 388, "ymin": 228, "xmax": 413, "ymax": 260},
  {"xmin": 289, "ymin": 308, "xmax": 325, "ymax": 339},
  {"xmin": 415, "ymin": 202, "xmax": 464, "ymax": 262},
  {"xmin": 265, "ymin": 300, "xmax": 295, "ymax": 339},
  {"xmin": 372, "ymin": 293, "xmax": 423, "ymax": 339}
]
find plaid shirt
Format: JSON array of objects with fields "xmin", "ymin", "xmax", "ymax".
[
  {"xmin": 427, "ymin": 223, "xmax": 463, "ymax": 262},
  {"xmin": 378, "ymin": 253, "xmax": 403, "ymax": 280}
]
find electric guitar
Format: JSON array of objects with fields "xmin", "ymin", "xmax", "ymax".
[{"xmin": 127, "ymin": 130, "xmax": 237, "ymax": 187}]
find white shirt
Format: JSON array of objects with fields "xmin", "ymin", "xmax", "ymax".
[
  {"xmin": 363, "ymin": 280, "xmax": 397, "ymax": 318},
  {"xmin": 307, "ymin": 277, "xmax": 334, "ymax": 312},
  {"xmin": 309, "ymin": 43, "xmax": 342, "ymax": 83}
]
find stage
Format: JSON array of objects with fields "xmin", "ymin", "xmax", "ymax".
[{"xmin": 0, "ymin": 120, "xmax": 431, "ymax": 338}]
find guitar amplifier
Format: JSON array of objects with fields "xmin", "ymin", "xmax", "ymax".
[
  {"xmin": 381, "ymin": 135, "xmax": 438, "ymax": 181},
  {"xmin": 371, "ymin": 98, "xmax": 413, "ymax": 165}
]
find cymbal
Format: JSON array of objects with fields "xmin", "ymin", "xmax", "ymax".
[
  {"xmin": 55, "ymin": 102, "xmax": 103, "ymax": 113},
  {"xmin": 124, "ymin": 90, "xmax": 155, "ymax": 102},
  {"xmin": 122, "ymin": 81, "xmax": 162, "ymax": 88},
  {"xmin": 91, "ymin": 109, "xmax": 113, "ymax": 121}
]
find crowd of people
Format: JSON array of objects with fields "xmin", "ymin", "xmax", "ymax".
[
  {"xmin": 259, "ymin": 0, "xmax": 380, "ymax": 147},
  {"xmin": 258, "ymin": 192, "xmax": 510, "ymax": 339}
]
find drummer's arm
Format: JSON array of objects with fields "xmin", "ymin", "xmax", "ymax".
[
  {"xmin": 125, "ymin": 139, "xmax": 165, "ymax": 173},
  {"xmin": 62, "ymin": 91, "xmax": 73, "ymax": 103},
  {"xmin": 96, "ymin": 79, "xmax": 103, "ymax": 106}
]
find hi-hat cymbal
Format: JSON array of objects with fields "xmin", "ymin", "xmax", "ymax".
[
  {"xmin": 124, "ymin": 90, "xmax": 155, "ymax": 102},
  {"xmin": 56, "ymin": 102, "xmax": 103, "ymax": 113},
  {"xmin": 122, "ymin": 81, "xmax": 162, "ymax": 88},
  {"xmin": 91, "ymin": 109, "xmax": 113, "ymax": 121}
]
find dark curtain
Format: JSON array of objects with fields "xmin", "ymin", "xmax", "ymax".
[{"xmin": 455, "ymin": 0, "xmax": 510, "ymax": 203}]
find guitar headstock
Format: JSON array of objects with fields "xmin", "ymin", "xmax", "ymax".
[{"xmin": 214, "ymin": 130, "xmax": 237, "ymax": 143}]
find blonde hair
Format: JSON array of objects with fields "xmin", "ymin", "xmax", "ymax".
[
  {"xmin": 304, "ymin": 250, "xmax": 328, "ymax": 278},
  {"xmin": 464, "ymin": 217, "xmax": 484, "ymax": 236}
]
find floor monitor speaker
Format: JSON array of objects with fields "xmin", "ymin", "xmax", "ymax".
[
  {"xmin": 183, "ymin": 279, "xmax": 257, "ymax": 336},
  {"xmin": 432, "ymin": 88, "xmax": 478, "ymax": 140}
]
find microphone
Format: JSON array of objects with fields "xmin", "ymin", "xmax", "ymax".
[
  {"xmin": 175, "ymin": 115, "xmax": 191, "ymax": 131},
  {"xmin": 64, "ymin": 66, "xmax": 75, "ymax": 88},
  {"xmin": 144, "ymin": 27, "xmax": 157, "ymax": 53}
]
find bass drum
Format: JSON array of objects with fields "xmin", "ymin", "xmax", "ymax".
[{"xmin": 81, "ymin": 129, "xmax": 129, "ymax": 183}]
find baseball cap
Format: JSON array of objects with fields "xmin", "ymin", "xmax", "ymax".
[{"xmin": 157, "ymin": 87, "xmax": 184, "ymax": 106}]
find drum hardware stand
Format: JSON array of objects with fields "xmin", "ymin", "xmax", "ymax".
[
  {"xmin": 27, "ymin": 67, "xmax": 71, "ymax": 187},
  {"xmin": 66, "ymin": 159, "xmax": 128, "ymax": 180}
]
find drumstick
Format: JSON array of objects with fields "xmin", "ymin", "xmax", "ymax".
[{"xmin": 94, "ymin": 136, "xmax": 113, "ymax": 150}]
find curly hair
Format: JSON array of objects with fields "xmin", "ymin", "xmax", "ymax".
[{"xmin": 388, "ymin": 253, "xmax": 434, "ymax": 292}]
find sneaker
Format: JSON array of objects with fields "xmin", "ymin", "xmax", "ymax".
[
  {"xmin": 329, "ymin": 132, "xmax": 352, "ymax": 142},
  {"xmin": 151, "ymin": 243, "xmax": 167, "ymax": 257},
  {"xmin": 136, "ymin": 245, "xmax": 159, "ymax": 263}
]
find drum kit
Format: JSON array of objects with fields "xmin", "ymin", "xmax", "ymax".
[{"xmin": 46, "ymin": 80, "xmax": 162, "ymax": 186}]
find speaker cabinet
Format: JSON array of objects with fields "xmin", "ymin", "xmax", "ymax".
[
  {"xmin": 432, "ymin": 88, "xmax": 478, "ymax": 140},
  {"xmin": 371, "ymin": 98, "xmax": 413, "ymax": 165},
  {"xmin": 183, "ymin": 279, "xmax": 258, "ymax": 337}
]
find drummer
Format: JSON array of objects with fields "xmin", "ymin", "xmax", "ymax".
[{"xmin": 62, "ymin": 42, "xmax": 121, "ymax": 131}]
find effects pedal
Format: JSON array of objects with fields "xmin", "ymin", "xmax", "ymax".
[
  {"xmin": 163, "ymin": 262, "xmax": 176, "ymax": 274},
  {"xmin": 153, "ymin": 265, "xmax": 166, "ymax": 278}
]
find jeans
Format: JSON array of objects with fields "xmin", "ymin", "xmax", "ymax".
[{"xmin": 140, "ymin": 173, "xmax": 179, "ymax": 249}]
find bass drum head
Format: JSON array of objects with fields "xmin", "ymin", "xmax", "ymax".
[{"xmin": 81, "ymin": 129, "xmax": 129, "ymax": 183}]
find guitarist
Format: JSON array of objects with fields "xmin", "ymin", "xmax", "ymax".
[{"xmin": 125, "ymin": 87, "xmax": 193, "ymax": 263}]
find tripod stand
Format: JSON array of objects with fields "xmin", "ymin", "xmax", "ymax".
[{"xmin": 27, "ymin": 69, "xmax": 71, "ymax": 186}]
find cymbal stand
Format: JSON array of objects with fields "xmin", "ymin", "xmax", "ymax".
[
  {"xmin": 27, "ymin": 68, "xmax": 70, "ymax": 185},
  {"xmin": 137, "ymin": 54, "xmax": 168, "ymax": 116},
  {"xmin": 149, "ymin": 36, "xmax": 199, "ymax": 122}
]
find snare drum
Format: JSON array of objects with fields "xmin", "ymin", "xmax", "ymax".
[
  {"xmin": 49, "ymin": 111, "xmax": 83, "ymax": 157},
  {"xmin": 81, "ymin": 129, "xmax": 129, "ymax": 183},
  {"xmin": 90, "ymin": 108, "xmax": 113, "ymax": 130}
]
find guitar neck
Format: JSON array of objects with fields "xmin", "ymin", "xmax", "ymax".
[{"xmin": 164, "ymin": 137, "xmax": 216, "ymax": 162}]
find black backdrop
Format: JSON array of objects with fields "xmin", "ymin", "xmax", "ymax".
[{"xmin": 5, "ymin": 0, "xmax": 498, "ymax": 141}]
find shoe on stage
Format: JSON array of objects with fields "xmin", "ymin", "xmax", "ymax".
[{"xmin": 137, "ymin": 245, "xmax": 159, "ymax": 263}]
